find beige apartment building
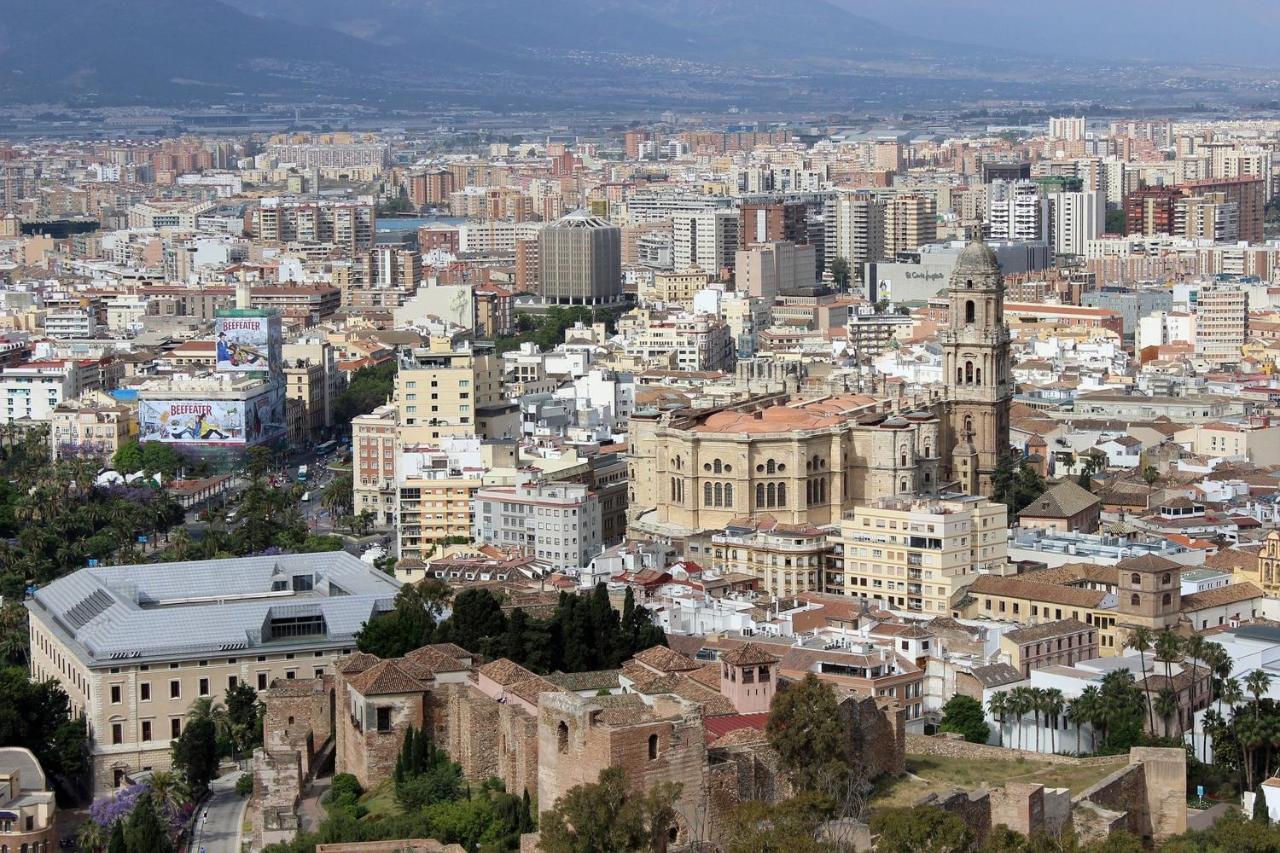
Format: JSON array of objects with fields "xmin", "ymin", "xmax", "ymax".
[
  {"xmin": 709, "ymin": 517, "xmax": 831, "ymax": 597},
  {"xmin": 1175, "ymin": 419, "xmax": 1280, "ymax": 466},
  {"xmin": 26, "ymin": 553, "xmax": 400, "ymax": 795},
  {"xmin": 352, "ymin": 404, "xmax": 398, "ymax": 527},
  {"xmin": 883, "ymin": 193, "xmax": 938, "ymax": 257},
  {"xmin": 394, "ymin": 336, "xmax": 512, "ymax": 446},
  {"xmin": 833, "ymin": 495, "xmax": 1008, "ymax": 615},
  {"xmin": 647, "ymin": 269, "xmax": 711, "ymax": 308},
  {"xmin": 50, "ymin": 399, "xmax": 137, "ymax": 462},
  {"xmin": 1195, "ymin": 283, "xmax": 1247, "ymax": 365},
  {"xmin": 397, "ymin": 470, "xmax": 483, "ymax": 562}
]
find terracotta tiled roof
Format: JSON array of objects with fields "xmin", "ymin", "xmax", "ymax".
[
  {"xmin": 544, "ymin": 669, "xmax": 621, "ymax": 692},
  {"xmin": 968, "ymin": 663, "xmax": 1024, "ymax": 688},
  {"xmin": 335, "ymin": 651, "xmax": 380, "ymax": 675},
  {"xmin": 1181, "ymin": 582, "xmax": 1264, "ymax": 611},
  {"xmin": 403, "ymin": 646, "xmax": 470, "ymax": 673},
  {"xmin": 1203, "ymin": 547, "xmax": 1260, "ymax": 573},
  {"xmin": 1116, "ymin": 554, "xmax": 1183, "ymax": 574},
  {"xmin": 720, "ymin": 642, "xmax": 781, "ymax": 666},
  {"xmin": 1017, "ymin": 479, "xmax": 1100, "ymax": 520},
  {"xmin": 686, "ymin": 663, "xmax": 723, "ymax": 690},
  {"xmin": 1004, "ymin": 618, "xmax": 1092, "ymax": 645},
  {"xmin": 965, "ymin": 575, "xmax": 1110, "ymax": 609},
  {"xmin": 346, "ymin": 660, "xmax": 428, "ymax": 696},
  {"xmin": 477, "ymin": 658, "xmax": 537, "ymax": 686},
  {"xmin": 631, "ymin": 645, "xmax": 701, "ymax": 673},
  {"xmin": 507, "ymin": 675, "xmax": 561, "ymax": 706}
]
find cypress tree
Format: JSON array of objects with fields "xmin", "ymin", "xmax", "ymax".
[
  {"xmin": 124, "ymin": 793, "xmax": 173, "ymax": 853},
  {"xmin": 521, "ymin": 787, "xmax": 535, "ymax": 832},
  {"xmin": 107, "ymin": 821, "xmax": 127, "ymax": 853}
]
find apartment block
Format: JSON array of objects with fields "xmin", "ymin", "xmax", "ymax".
[
  {"xmin": 395, "ymin": 336, "xmax": 511, "ymax": 445},
  {"xmin": 834, "ymin": 495, "xmax": 1008, "ymax": 615},
  {"xmin": 352, "ymin": 404, "xmax": 399, "ymax": 526},
  {"xmin": 709, "ymin": 517, "xmax": 830, "ymax": 598},
  {"xmin": 474, "ymin": 481, "xmax": 602, "ymax": 571}
]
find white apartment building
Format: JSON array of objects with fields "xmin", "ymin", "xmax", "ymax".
[
  {"xmin": 986, "ymin": 181, "xmax": 1048, "ymax": 244},
  {"xmin": 1048, "ymin": 190, "xmax": 1105, "ymax": 258},
  {"xmin": 474, "ymin": 480, "xmax": 602, "ymax": 571},
  {"xmin": 0, "ymin": 360, "xmax": 99, "ymax": 423},
  {"xmin": 673, "ymin": 210, "xmax": 739, "ymax": 276},
  {"xmin": 44, "ymin": 308, "xmax": 99, "ymax": 340},
  {"xmin": 1048, "ymin": 116, "xmax": 1087, "ymax": 142},
  {"xmin": 624, "ymin": 312, "xmax": 736, "ymax": 372},
  {"xmin": 824, "ymin": 192, "xmax": 885, "ymax": 278}
]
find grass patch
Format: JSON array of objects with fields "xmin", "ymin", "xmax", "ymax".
[
  {"xmin": 871, "ymin": 753, "xmax": 1125, "ymax": 811},
  {"xmin": 360, "ymin": 779, "xmax": 403, "ymax": 820}
]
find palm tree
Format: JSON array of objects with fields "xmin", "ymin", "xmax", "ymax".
[
  {"xmin": 1042, "ymin": 688, "xmax": 1065, "ymax": 754},
  {"xmin": 1247, "ymin": 669, "xmax": 1273, "ymax": 719},
  {"xmin": 1238, "ymin": 712, "xmax": 1266, "ymax": 791},
  {"xmin": 1183, "ymin": 634, "xmax": 1211, "ymax": 755},
  {"xmin": 1125, "ymin": 626, "xmax": 1158, "ymax": 735},
  {"xmin": 1028, "ymin": 687, "xmax": 1045, "ymax": 752},
  {"xmin": 1007, "ymin": 687, "xmax": 1032, "ymax": 750},
  {"xmin": 1154, "ymin": 688, "xmax": 1179, "ymax": 739},
  {"xmin": 76, "ymin": 819, "xmax": 107, "ymax": 853},
  {"xmin": 1154, "ymin": 629, "xmax": 1183, "ymax": 736},
  {"xmin": 187, "ymin": 696, "xmax": 232, "ymax": 745},
  {"xmin": 988, "ymin": 692, "xmax": 1008, "ymax": 748},
  {"xmin": 0, "ymin": 602, "xmax": 28, "ymax": 666},
  {"xmin": 147, "ymin": 769, "xmax": 188, "ymax": 820},
  {"xmin": 1222, "ymin": 677, "xmax": 1244, "ymax": 715}
]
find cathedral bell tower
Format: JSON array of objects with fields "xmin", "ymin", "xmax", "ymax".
[{"xmin": 940, "ymin": 236, "xmax": 1012, "ymax": 496}]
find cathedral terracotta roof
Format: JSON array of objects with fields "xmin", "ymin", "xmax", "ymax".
[{"xmin": 691, "ymin": 406, "xmax": 844, "ymax": 434}]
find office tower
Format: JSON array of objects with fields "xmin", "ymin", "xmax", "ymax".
[
  {"xmin": 537, "ymin": 209, "xmax": 623, "ymax": 306},
  {"xmin": 1047, "ymin": 190, "xmax": 1105, "ymax": 257}
]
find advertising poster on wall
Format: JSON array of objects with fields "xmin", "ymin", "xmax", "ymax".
[
  {"xmin": 214, "ymin": 310, "xmax": 281, "ymax": 373},
  {"xmin": 139, "ymin": 400, "xmax": 247, "ymax": 445}
]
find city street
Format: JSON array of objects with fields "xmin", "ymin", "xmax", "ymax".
[{"xmin": 190, "ymin": 772, "xmax": 246, "ymax": 853}]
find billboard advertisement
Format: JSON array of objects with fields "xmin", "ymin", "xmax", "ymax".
[
  {"xmin": 214, "ymin": 311, "xmax": 281, "ymax": 373},
  {"xmin": 140, "ymin": 400, "xmax": 247, "ymax": 445},
  {"xmin": 139, "ymin": 388, "xmax": 286, "ymax": 447}
]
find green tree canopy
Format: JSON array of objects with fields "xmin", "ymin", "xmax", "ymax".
[
  {"xmin": 870, "ymin": 806, "xmax": 973, "ymax": 853},
  {"xmin": 939, "ymin": 694, "xmax": 991, "ymax": 744},
  {"xmin": 765, "ymin": 673, "xmax": 848, "ymax": 791}
]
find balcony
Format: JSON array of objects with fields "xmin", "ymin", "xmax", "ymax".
[{"xmin": 907, "ymin": 568, "xmax": 923, "ymax": 580}]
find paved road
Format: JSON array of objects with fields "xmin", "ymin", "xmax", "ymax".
[{"xmin": 190, "ymin": 773, "xmax": 246, "ymax": 853}]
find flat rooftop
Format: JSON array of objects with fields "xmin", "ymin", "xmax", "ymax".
[{"xmin": 28, "ymin": 552, "xmax": 400, "ymax": 666}]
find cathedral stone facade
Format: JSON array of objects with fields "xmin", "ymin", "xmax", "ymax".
[{"xmin": 628, "ymin": 237, "xmax": 1012, "ymax": 547}]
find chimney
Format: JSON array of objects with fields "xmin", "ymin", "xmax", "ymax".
[{"xmin": 236, "ymin": 281, "xmax": 251, "ymax": 309}]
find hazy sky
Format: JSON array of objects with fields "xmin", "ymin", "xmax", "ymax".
[{"xmin": 839, "ymin": 0, "xmax": 1280, "ymax": 66}]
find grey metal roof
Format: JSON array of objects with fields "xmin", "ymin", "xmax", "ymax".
[{"xmin": 28, "ymin": 553, "xmax": 400, "ymax": 666}]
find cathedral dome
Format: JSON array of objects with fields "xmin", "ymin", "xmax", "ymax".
[{"xmin": 953, "ymin": 238, "xmax": 1001, "ymax": 277}]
